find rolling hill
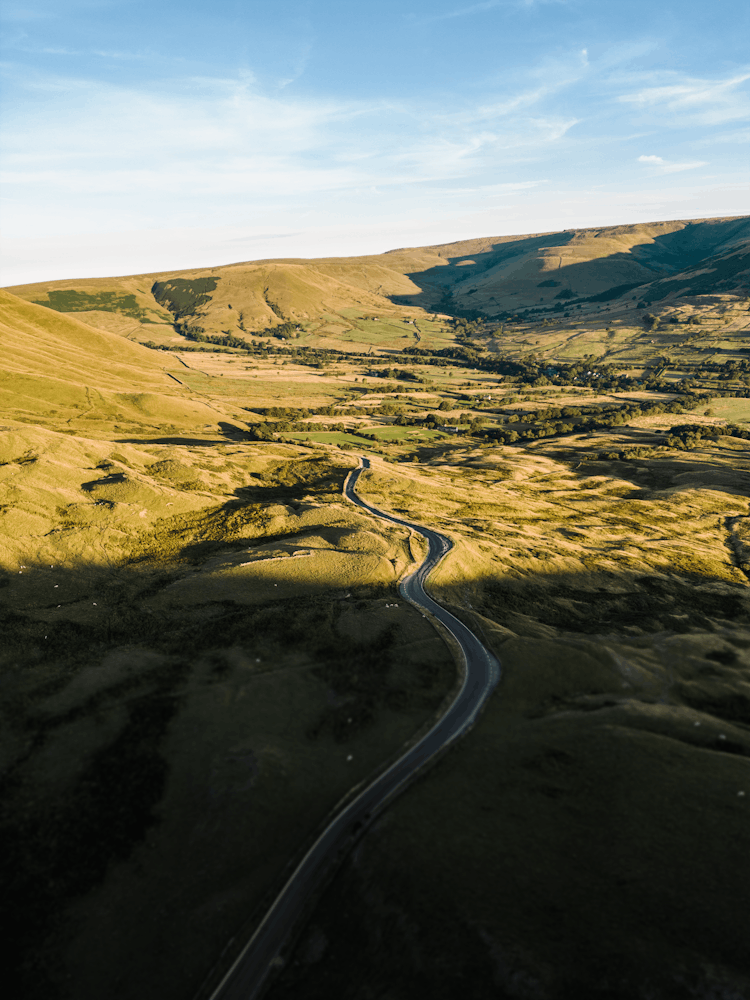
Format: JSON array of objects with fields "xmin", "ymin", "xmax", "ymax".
[
  {"xmin": 5, "ymin": 217, "xmax": 749, "ymax": 353},
  {"xmin": 0, "ymin": 290, "xmax": 227, "ymax": 429},
  {"xmin": 3, "ymin": 224, "xmax": 750, "ymax": 1000}
]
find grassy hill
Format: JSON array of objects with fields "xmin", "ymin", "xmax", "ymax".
[
  {"xmin": 412, "ymin": 215, "xmax": 750, "ymax": 315},
  {"xmin": 6, "ymin": 217, "xmax": 749, "ymax": 354},
  {"xmin": 0, "ymin": 290, "xmax": 233, "ymax": 432}
]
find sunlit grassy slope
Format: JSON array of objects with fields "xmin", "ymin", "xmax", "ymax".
[{"xmin": 0, "ymin": 290, "xmax": 221, "ymax": 427}]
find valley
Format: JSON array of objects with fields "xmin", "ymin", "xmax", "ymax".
[{"xmin": 2, "ymin": 215, "xmax": 750, "ymax": 1000}]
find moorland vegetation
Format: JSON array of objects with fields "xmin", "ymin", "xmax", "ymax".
[{"xmin": 2, "ymin": 214, "xmax": 750, "ymax": 1000}]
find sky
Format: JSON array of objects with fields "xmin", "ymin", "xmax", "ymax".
[{"xmin": 1, "ymin": 0, "xmax": 749, "ymax": 285}]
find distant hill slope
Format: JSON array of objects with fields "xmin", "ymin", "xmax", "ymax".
[
  {"xmin": 6, "ymin": 216, "xmax": 749, "ymax": 345},
  {"xmin": 409, "ymin": 215, "xmax": 750, "ymax": 315}
]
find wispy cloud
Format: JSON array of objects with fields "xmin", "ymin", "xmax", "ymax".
[
  {"xmin": 0, "ymin": 0, "xmax": 115, "ymax": 22},
  {"xmin": 619, "ymin": 70, "xmax": 750, "ymax": 125},
  {"xmin": 13, "ymin": 44, "xmax": 151, "ymax": 60},
  {"xmin": 693, "ymin": 127, "xmax": 750, "ymax": 146},
  {"xmin": 277, "ymin": 32, "xmax": 314, "ymax": 89},
  {"xmin": 413, "ymin": 0, "xmax": 564, "ymax": 25},
  {"xmin": 637, "ymin": 154, "xmax": 707, "ymax": 174},
  {"xmin": 424, "ymin": 0, "xmax": 504, "ymax": 21},
  {"xmin": 3, "ymin": 10, "xmax": 748, "ymax": 283},
  {"xmin": 0, "ymin": 67, "xmax": 577, "ymax": 239}
]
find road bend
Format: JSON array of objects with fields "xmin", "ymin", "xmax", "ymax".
[{"xmin": 203, "ymin": 456, "xmax": 501, "ymax": 1000}]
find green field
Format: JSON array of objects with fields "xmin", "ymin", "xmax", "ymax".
[
  {"xmin": 699, "ymin": 396, "xmax": 750, "ymax": 423},
  {"xmin": 285, "ymin": 426, "xmax": 451, "ymax": 447},
  {"xmin": 362, "ymin": 425, "xmax": 451, "ymax": 442},
  {"xmin": 286, "ymin": 430, "xmax": 369, "ymax": 445}
]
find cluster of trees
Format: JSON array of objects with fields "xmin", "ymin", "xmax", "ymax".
[
  {"xmin": 451, "ymin": 317, "xmax": 487, "ymax": 338},
  {"xmin": 359, "ymin": 381, "xmax": 416, "ymax": 395},
  {"xmin": 401, "ymin": 347, "xmax": 666, "ymax": 391},
  {"xmin": 182, "ymin": 329, "xmax": 255, "ymax": 349},
  {"xmin": 271, "ymin": 321, "xmax": 300, "ymax": 339},
  {"xmin": 641, "ymin": 312, "xmax": 686, "ymax": 330},
  {"xmin": 143, "ymin": 326, "xmax": 369, "ymax": 368},
  {"xmin": 595, "ymin": 445, "xmax": 660, "ymax": 462},
  {"xmin": 664, "ymin": 423, "xmax": 750, "ymax": 450},
  {"xmin": 480, "ymin": 395, "xmax": 709, "ymax": 446},
  {"xmin": 272, "ymin": 420, "xmax": 350, "ymax": 434},
  {"xmin": 254, "ymin": 404, "xmax": 345, "ymax": 419},
  {"xmin": 369, "ymin": 366, "xmax": 428, "ymax": 382},
  {"xmin": 245, "ymin": 402, "xmax": 350, "ymax": 436},
  {"xmin": 712, "ymin": 358, "xmax": 750, "ymax": 382},
  {"xmin": 151, "ymin": 277, "xmax": 218, "ymax": 319},
  {"xmin": 245, "ymin": 420, "xmax": 352, "ymax": 440},
  {"xmin": 403, "ymin": 343, "xmax": 485, "ymax": 365},
  {"xmin": 374, "ymin": 400, "xmax": 404, "ymax": 416},
  {"xmin": 140, "ymin": 341, "xmax": 212, "ymax": 353}
]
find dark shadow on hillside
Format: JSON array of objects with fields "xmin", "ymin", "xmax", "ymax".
[
  {"xmin": 229, "ymin": 466, "xmax": 349, "ymax": 506},
  {"xmin": 217, "ymin": 421, "xmax": 260, "ymax": 441},
  {"xmin": 176, "ymin": 527, "xmax": 309, "ymax": 564},
  {"xmin": 5, "ymin": 503, "xmax": 750, "ymax": 1000},
  {"xmin": 260, "ymin": 562, "xmax": 750, "ymax": 1000},
  {"xmin": 116, "ymin": 422, "xmax": 268, "ymax": 447},
  {"xmin": 156, "ymin": 468, "xmax": 352, "ymax": 565},
  {"xmin": 81, "ymin": 471, "xmax": 127, "ymax": 491},
  {"xmin": 389, "ymin": 217, "xmax": 750, "ymax": 316},
  {"xmin": 450, "ymin": 565, "xmax": 750, "ymax": 647},
  {"xmin": 541, "ymin": 428, "xmax": 750, "ymax": 499},
  {"xmin": 115, "ymin": 436, "xmax": 229, "ymax": 446},
  {"xmin": 0, "ymin": 553, "xmax": 411, "ymax": 1000},
  {"xmin": 389, "ymin": 230, "xmax": 575, "ymax": 312},
  {"xmin": 629, "ymin": 216, "xmax": 750, "ymax": 270}
]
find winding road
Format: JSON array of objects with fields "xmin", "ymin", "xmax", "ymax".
[{"xmin": 203, "ymin": 456, "xmax": 501, "ymax": 1000}]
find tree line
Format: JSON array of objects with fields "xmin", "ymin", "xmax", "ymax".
[{"xmin": 479, "ymin": 395, "xmax": 711, "ymax": 446}]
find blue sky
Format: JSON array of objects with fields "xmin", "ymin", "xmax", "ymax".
[{"xmin": 2, "ymin": 0, "xmax": 749, "ymax": 284}]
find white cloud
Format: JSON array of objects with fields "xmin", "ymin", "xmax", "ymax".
[{"xmin": 637, "ymin": 154, "xmax": 707, "ymax": 173}]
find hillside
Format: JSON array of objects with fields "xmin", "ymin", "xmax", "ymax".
[
  {"xmin": 411, "ymin": 214, "xmax": 750, "ymax": 314},
  {"xmin": 0, "ymin": 291, "xmax": 222, "ymax": 427},
  {"xmin": 3, "ymin": 261, "xmax": 750, "ymax": 999},
  {"xmin": 6, "ymin": 217, "xmax": 749, "ymax": 355},
  {"xmin": 0, "ymin": 290, "xmax": 178, "ymax": 380},
  {"xmin": 0, "ymin": 290, "xmax": 259, "ymax": 568}
]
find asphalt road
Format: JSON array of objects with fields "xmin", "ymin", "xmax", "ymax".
[{"xmin": 203, "ymin": 456, "xmax": 501, "ymax": 1000}]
